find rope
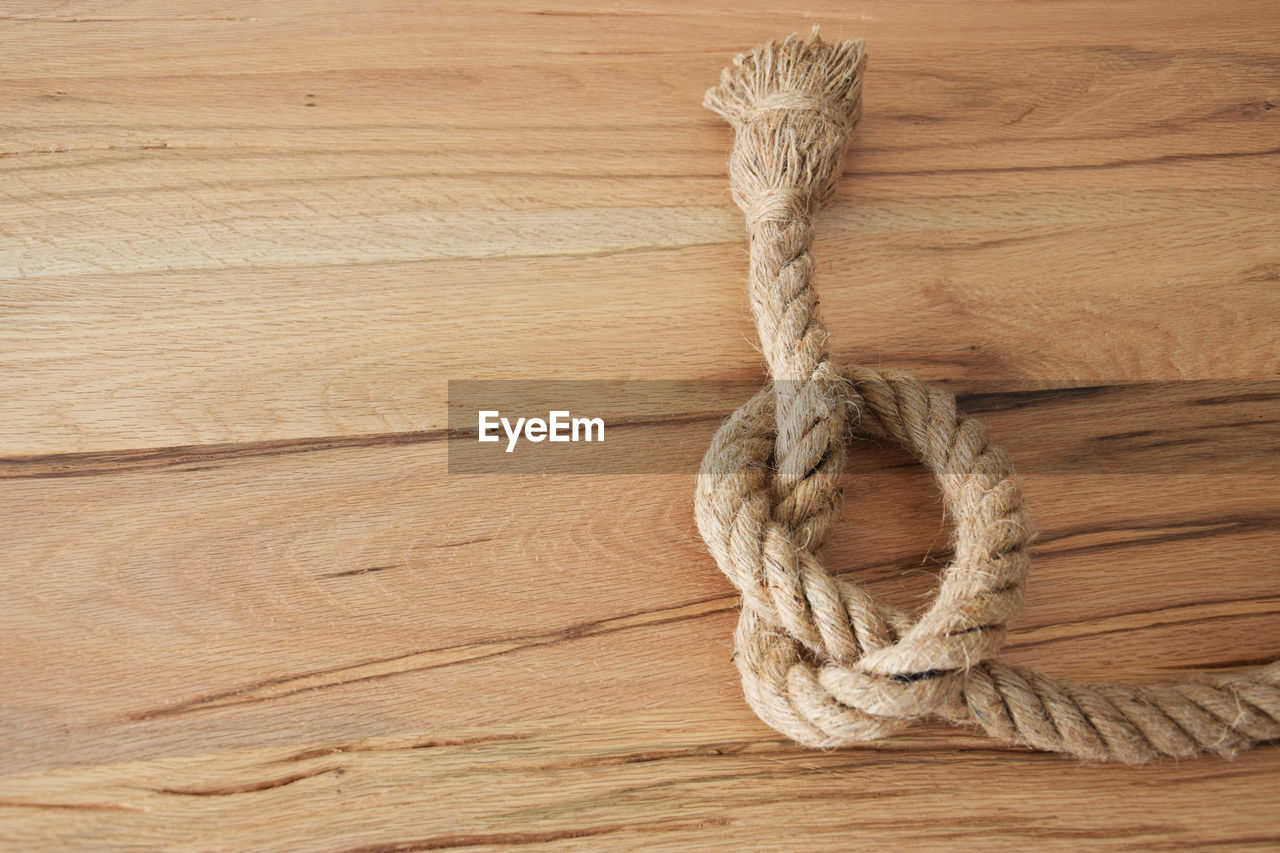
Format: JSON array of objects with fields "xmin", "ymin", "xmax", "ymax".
[{"xmin": 693, "ymin": 30, "xmax": 1280, "ymax": 763}]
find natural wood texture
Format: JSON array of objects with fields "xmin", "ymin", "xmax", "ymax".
[{"xmin": 1, "ymin": 0, "xmax": 1277, "ymax": 849}]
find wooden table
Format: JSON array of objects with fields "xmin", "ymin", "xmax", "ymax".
[{"xmin": 2, "ymin": 2, "xmax": 1277, "ymax": 849}]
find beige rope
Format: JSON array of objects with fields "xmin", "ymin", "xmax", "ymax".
[{"xmin": 693, "ymin": 30, "xmax": 1280, "ymax": 763}]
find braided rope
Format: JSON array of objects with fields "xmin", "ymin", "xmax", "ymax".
[{"xmin": 693, "ymin": 31, "xmax": 1280, "ymax": 763}]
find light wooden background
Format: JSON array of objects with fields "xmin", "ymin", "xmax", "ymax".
[{"xmin": 2, "ymin": 1, "xmax": 1278, "ymax": 849}]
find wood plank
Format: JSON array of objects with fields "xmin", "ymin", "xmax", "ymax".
[
  {"xmin": 3, "ymin": 209, "xmax": 1277, "ymax": 454},
  {"xmin": 3, "ymin": 394, "xmax": 1277, "ymax": 774},
  {"xmin": 3, "ymin": 1, "xmax": 1278, "ymax": 452},
  {"xmin": 2, "ymin": 715, "xmax": 1277, "ymax": 852}
]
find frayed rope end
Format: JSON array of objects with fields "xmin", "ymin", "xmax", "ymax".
[{"xmin": 703, "ymin": 28, "xmax": 867, "ymax": 129}]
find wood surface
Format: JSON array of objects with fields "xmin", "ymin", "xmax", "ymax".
[{"xmin": 2, "ymin": 0, "xmax": 1278, "ymax": 849}]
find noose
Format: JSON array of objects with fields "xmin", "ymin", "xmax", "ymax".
[{"xmin": 693, "ymin": 30, "xmax": 1280, "ymax": 763}]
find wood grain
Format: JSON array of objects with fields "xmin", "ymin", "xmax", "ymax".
[{"xmin": 1, "ymin": 0, "xmax": 1278, "ymax": 849}]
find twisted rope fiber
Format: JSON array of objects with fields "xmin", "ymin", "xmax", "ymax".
[{"xmin": 693, "ymin": 31, "xmax": 1280, "ymax": 763}]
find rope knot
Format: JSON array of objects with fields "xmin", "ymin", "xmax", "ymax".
[
  {"xmin": 694, "ymin": 32, "xmax": 1280, "ymax": 763},
  {"xmin": 699, "ymin": 365, "xmax": 1031, "ymax": 745}
]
